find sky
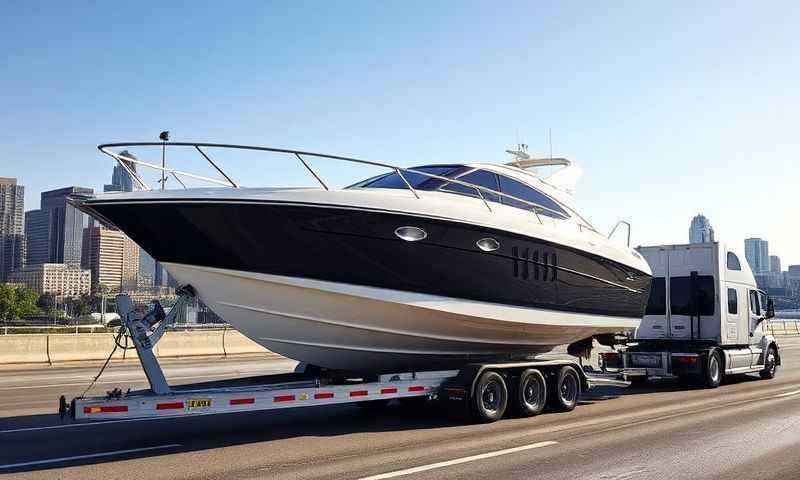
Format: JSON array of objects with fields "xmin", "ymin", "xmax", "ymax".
[{"xmin": 2, "ymin": 1, "xmax": 798, "ymax": 265}]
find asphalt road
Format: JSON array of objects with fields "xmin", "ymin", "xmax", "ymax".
[{"xmin": 1, "ymin": 339, "xmax": 799, "ymax": 479}]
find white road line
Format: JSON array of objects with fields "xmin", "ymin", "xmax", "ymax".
[
  {"xmin": 0, "ymin": 443, "xmax": 181, "ymax": 470},
  {"xmin": 774, "ymin": 389, "xmax": 800, "ymax": 398},
  {"xmin": 357, "ymin": 441, "xmax": 558, "ymax": 480}
]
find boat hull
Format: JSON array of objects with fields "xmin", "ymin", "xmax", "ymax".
[{"xmin": 164, "ymin": 262, "xmax": 641, "ymax": 371}]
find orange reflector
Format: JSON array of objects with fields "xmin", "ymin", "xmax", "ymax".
[
  {"xmin": 314, "ymin": 392, "xmax": 334, "ymax": 400},
  {"xmin": 230, "ymin": 398, "xmax": 255, "ymax": 406},
  {"xmin": 350, "ymin": 390, "xmax": 368, "ymax": 397},
  {"xmin": 408, "ymin": 386, "xmax": 425, "ymax": 392},
  {"xmin": 273, "ymin": 394, "xmax": 295, "ymax": 403},
  {"xmin": 380, "ymin": 387, "xmax": 398, "ymax": 394},
  {"xmin": 156, "ymin": 402, "xmax": 184, "ymax": 410}
]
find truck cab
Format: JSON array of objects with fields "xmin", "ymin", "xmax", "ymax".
[{"xmin": 605, "ymin": 242, "xmax": 780, "ymax": 388}]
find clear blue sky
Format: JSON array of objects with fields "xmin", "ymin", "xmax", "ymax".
[{"xmin": 2, "ymin": 1, "xmax": 798, "ymax": 265}]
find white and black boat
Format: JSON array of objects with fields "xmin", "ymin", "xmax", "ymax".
[{"xmin": 71, "ymin": 142, "xmax": 652, "ymax": 372}]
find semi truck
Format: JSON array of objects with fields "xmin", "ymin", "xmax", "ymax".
[{"xmin": 601, "ymin": 242, "xmax": 780, "ymax": 387}]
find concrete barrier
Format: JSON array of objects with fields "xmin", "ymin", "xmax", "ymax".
[
  {"xmin": 155, "ymin": 330, "xmax": 226, "ymax": 358},
  {"xmin": 0, "ymin": 335, "xmax": 49, "ymax": 364},
  {"xmin": 48, "ymin": 334, "xmax": 124, "ymax": 363},
  {"xmin": 222, "ymin": 330, "xmax": 269, "ymax": 356}
]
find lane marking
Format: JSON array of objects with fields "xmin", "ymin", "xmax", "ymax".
[
  {"xmin": 0, "ymin": 443, "xmax": 181, "ymax": 470},
  {"xmin": 774, "ymin": 389, "xmax": 800, "ymax": 398},
  {"xmin": 356, "ymin": 441, "xmax": 557, "ymax": 480}
]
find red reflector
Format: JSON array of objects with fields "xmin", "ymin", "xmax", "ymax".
[
  {"xmin": 273, "ymin": 394, "xmax": 295, "ymax": 403},
  {"xmin": 350, "ymin": 390, "xmax": 369, "ymax": 397},
  {"xmin": 156, "ymin": 402, "xmax": 184, "ymax": 410},
  {"xmin": 83, "ymin": 405, "xmax": 128, "ymax": 414},
  {"xmin": 408, "ymin": 386, "xmax": 425, "ymax": 392},
  {"xmin": 314, "ymin": 392, "xmax": 334, "ymax": 400},
  {"xmin": 380, "ymin": 387, "xmax": 398, "ymax": 394},
  {"xmin": 230, "ymin": 398, "xmax": 255, "ymax": 406},
  {"xmin": 676, "ymin": 356, "xmax": 698, "ymax": 364}
]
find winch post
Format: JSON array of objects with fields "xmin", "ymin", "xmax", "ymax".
[{"xmin": 117, "ymin": 287, "xmax": 195, "ymax": 395}]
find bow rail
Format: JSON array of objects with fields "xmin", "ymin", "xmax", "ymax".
[{"xmin": 98, "ymin": 142, "xmax": 594, "ymax": 228}]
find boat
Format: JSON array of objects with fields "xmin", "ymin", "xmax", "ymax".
[{"xmin": 70, "ymin": 142, "xmax": 653, "ymax": 372}]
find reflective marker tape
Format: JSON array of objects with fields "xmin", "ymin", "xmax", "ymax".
[
  {"xmin": 83, "ymin": 405, "xmax": 128, "ymax": 414},
  {"xmin": 156, "ymin": 402, "xmax": 184, "ymax": 410},
  {"xmin": 381, "ymin": 387, "xmax": 398, "ymax": 394},
  {"xmin": 314, "ymin": 392, "xmax": 334, "ymax": 400},
  {"xmin": 273, "ymin": 394, "xmax": 295, "ymax": 403},
  {"xmin": 408, "ymin": 386, "xmax": 425, "ymax": 392},
  {"xmin": 350, "ymin": 390, "xmax": 369, "ymax": 397},
  {"xmin": 230, "ymin": 398, "xmax": 255, "ymax": 406}
]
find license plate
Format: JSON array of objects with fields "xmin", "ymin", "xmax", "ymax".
[
  {"xmin": 633, "ymin": 354, "xmax": 662, "ymax": 368},
  {"xmin": 187, "ymin": 399, "xmax": 213, "ymax": 409}
]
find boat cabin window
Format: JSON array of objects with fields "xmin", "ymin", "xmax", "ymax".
[
  {"xmin": 727, "ymin": 252, "xmax": 742, "ymax": 271},
  {"xmin": 727, "ymin": 288, "xmax": 738, "ymax": 315},
  {"xmin": 669, "ymin": 275, "xmax": 715, "ymax": 316},
  {"xmin": 497, "ymin": 175, "xmax": 569, "ymax": 218},
  {"xmin": 355, "ymin": 165, "xmax": 468, "ymax": 190},
  {"xmin": 440, "ymin": 169, "xmax": 500, "ymax": 202},
  {"xmin": 645, "ymin": 277, "xmax": 666, "ymax": 315}
]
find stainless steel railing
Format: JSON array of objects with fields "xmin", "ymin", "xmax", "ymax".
[{"xmin": 98, "ymin": 141, "xmax": 594, "ymax": 229}]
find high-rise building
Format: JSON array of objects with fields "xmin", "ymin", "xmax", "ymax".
[
  {"xmin": 9, "ymin": 263, "xmax": 90, "ymax": 300},
  {"xmin": 689, "ymin": 214, "xmax": 715, "ymax": 244},
  {"xmin": 82, "ymin": 225, "xmax": 139, "ymax": 293},
  {"xmin": 770, "ymin": 255, "xmax": 781, "ymax": 273},
  {"xmin": 744, "ymin": 238, "xmax": 770, "ymax": 274},
  {"xmin": 103, "ymin": 151, "xmax": 140, "ymax": 193},
  {"xmin": 0, "ymin": 177, "xmax": 25, "ymax": 281},
  {"xmin": 25, "ymin": 186, "xmax": 94, "ymax": 266}
]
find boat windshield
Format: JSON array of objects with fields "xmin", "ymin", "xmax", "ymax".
[{"xmin": 351, "ymin": 165, "xmax": 470, "ymax": 190}]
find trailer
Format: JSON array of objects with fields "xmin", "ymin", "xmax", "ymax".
[
  {"xmin": 60, "ymin": 289, "xmax": 626, "ymax": 424},
  {"xmin": 599, "ymin": 242, "xmax": 780, "ymax": 388}
]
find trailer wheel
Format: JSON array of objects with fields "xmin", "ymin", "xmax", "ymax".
[
  {"xmin": 760, "ymin": 346, "xmax": 778, "ymax": 380},
  {"xmin": 548, "ymin": 366, "xmax": 580, "ymax": 412},
  {"xmin": 513, "ymin": 369, "xmax": 546, "ymax": 417},
  {"xmin": 357, "ymin": 399, "xmax": 390, "ymax": 411},
  {"xmin": 472, "ymin": 371, "xmax": 507, "ymax": 423},
  {"xmin": 702, "ymin": 350, "xmax": 722, "ymax": 388}
]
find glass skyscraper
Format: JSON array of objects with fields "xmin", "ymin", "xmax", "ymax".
[
  {"xmin": 25, "ymin": 186, "xmax": 94, "ymax": 266},
  {"xmin": 0, "ymin": 177, "xmax": 25, "ymax": 281},
  {"xmin": 689, "ymin": 214, "xmax": 715, "ymax": 244},
  {"xmin": 744, "ymin": 238, "xmax": 770, "ymax": 274}
]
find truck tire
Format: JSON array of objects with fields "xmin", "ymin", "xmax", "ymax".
[
  {"xmin": 512, "ymin": 369, "xmax": 547, "ymax": 417},
  {"xmin": 760, "ymin": 346, "xmax": 778, "ymax": 380},
  {"xmin": 548, "ymin": 366, "xmax": 580, "ymax": 412},
  {"xmin": 702, "ymin": 350, "xmax": 722, "ymax": 388},
  {"xmin": 472, "ymin": 370, "xmax": 508, "ymax": 423}
]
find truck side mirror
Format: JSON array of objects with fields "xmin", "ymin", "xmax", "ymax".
[{"xmin": 766, "ymin": 299, "xmax": 775, "ymax": 320}]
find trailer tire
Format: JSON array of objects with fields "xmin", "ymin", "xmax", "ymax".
[
  {"xmin": 512, "ymin": 369, "xmax": 547, "ymax": 417},
  {"xmin": 357, "ymin": 399, "xmax": 390, "ymax": 411},
  {"xmin": 760, "ymin": 345, "xmax": 778, "ymax": 380},
  {"xmin": 472, "ymin": 371, "xmax": 507, "ymax": 423},
  {"xmin": 548, "ymin": 366, "xmax": 580, "ymax": 412},
  {"xmin": 702, "ymin": 350, "xmax": 722, "ymax": 389}
]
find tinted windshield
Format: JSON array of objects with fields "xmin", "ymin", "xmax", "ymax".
[{"xmin": 354, "ymin": 165, "xmax": 468, "ymax": 190}]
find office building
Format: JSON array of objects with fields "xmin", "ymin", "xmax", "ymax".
[
  {"xmin": 689, "ymin": 214, "xmax": 715, "ymax": 244},
  {"xmin": 770, "ymin": 255, "xmax": 781, "ymax": 273},
  {"xmin": 25, "ymin": 186, "xmax": 94, "ymax": 266},
  {"xmin": 82, "ymin": 225, "xmax": 139, "ymax": 293},
  {"xmin": 9, "ymin": 263, "xmax": 90, "ymax": 299},
  {"xmin": 744, "ymin": 237, "xmax": 769, "ymax": 274},
  {"xmin": 103, "ymin": 151, "xmax": 140, "ymax": 193},
  {"xmin": 0, "ymin": 178, "xmax": 25, "ymax": 281}
]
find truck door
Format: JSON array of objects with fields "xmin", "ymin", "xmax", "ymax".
[
  {"xmin": 665, "ymin": 246, "xmax": 716, "ymax": 340},
  {"xmin": 724, "ymin": 286, "xmax": 743, "ymax": 344}
]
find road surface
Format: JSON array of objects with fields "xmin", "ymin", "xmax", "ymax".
[{"xmin": 1, "ymin": 340, "xmax": 799, "ymax": 479}]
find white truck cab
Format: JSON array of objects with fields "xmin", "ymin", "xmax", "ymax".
[{"xmin": 604, "ymin": 242, "xmax": 780, "ymax": 388}]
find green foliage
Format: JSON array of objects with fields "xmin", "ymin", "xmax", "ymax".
[{"xmin": 0, "ymin": 284, "xmax": 42, "ymax": 322}]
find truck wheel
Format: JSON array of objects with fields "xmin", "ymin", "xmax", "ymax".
[
  {"xmin": 357, "ymin": 399, "xmax": 390, "ymax": 411},
  {"xmin": 549, "ymin": 366, "xmax": 580, "ymax": 412},
  {"xmin": 513, "ymin": 369, "xmax": 547, "ymax": 417},
  {"xmin": 702, "ymin": 350, "xmax": 722, "ymax": 388},
  {"xmin": 760, "ymin": 346, "xmax": 778, "ymax": 380},
  {"xmin": 472, "ymin": 371, "xmax": 507, "ymax": 423}
]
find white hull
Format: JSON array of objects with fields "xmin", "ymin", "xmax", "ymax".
[{"xmin": 165, "ymin": 262, "xmax": 640, "ymax": 371}]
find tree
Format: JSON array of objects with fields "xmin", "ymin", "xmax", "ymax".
[{"xmin": 0, "ymin": 284, "xmax": 41, "ymax": 322}]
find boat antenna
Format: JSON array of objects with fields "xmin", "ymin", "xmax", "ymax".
[{"xmin": 159, "ymin": 130, "xmax": 170, "ymax": 190}]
